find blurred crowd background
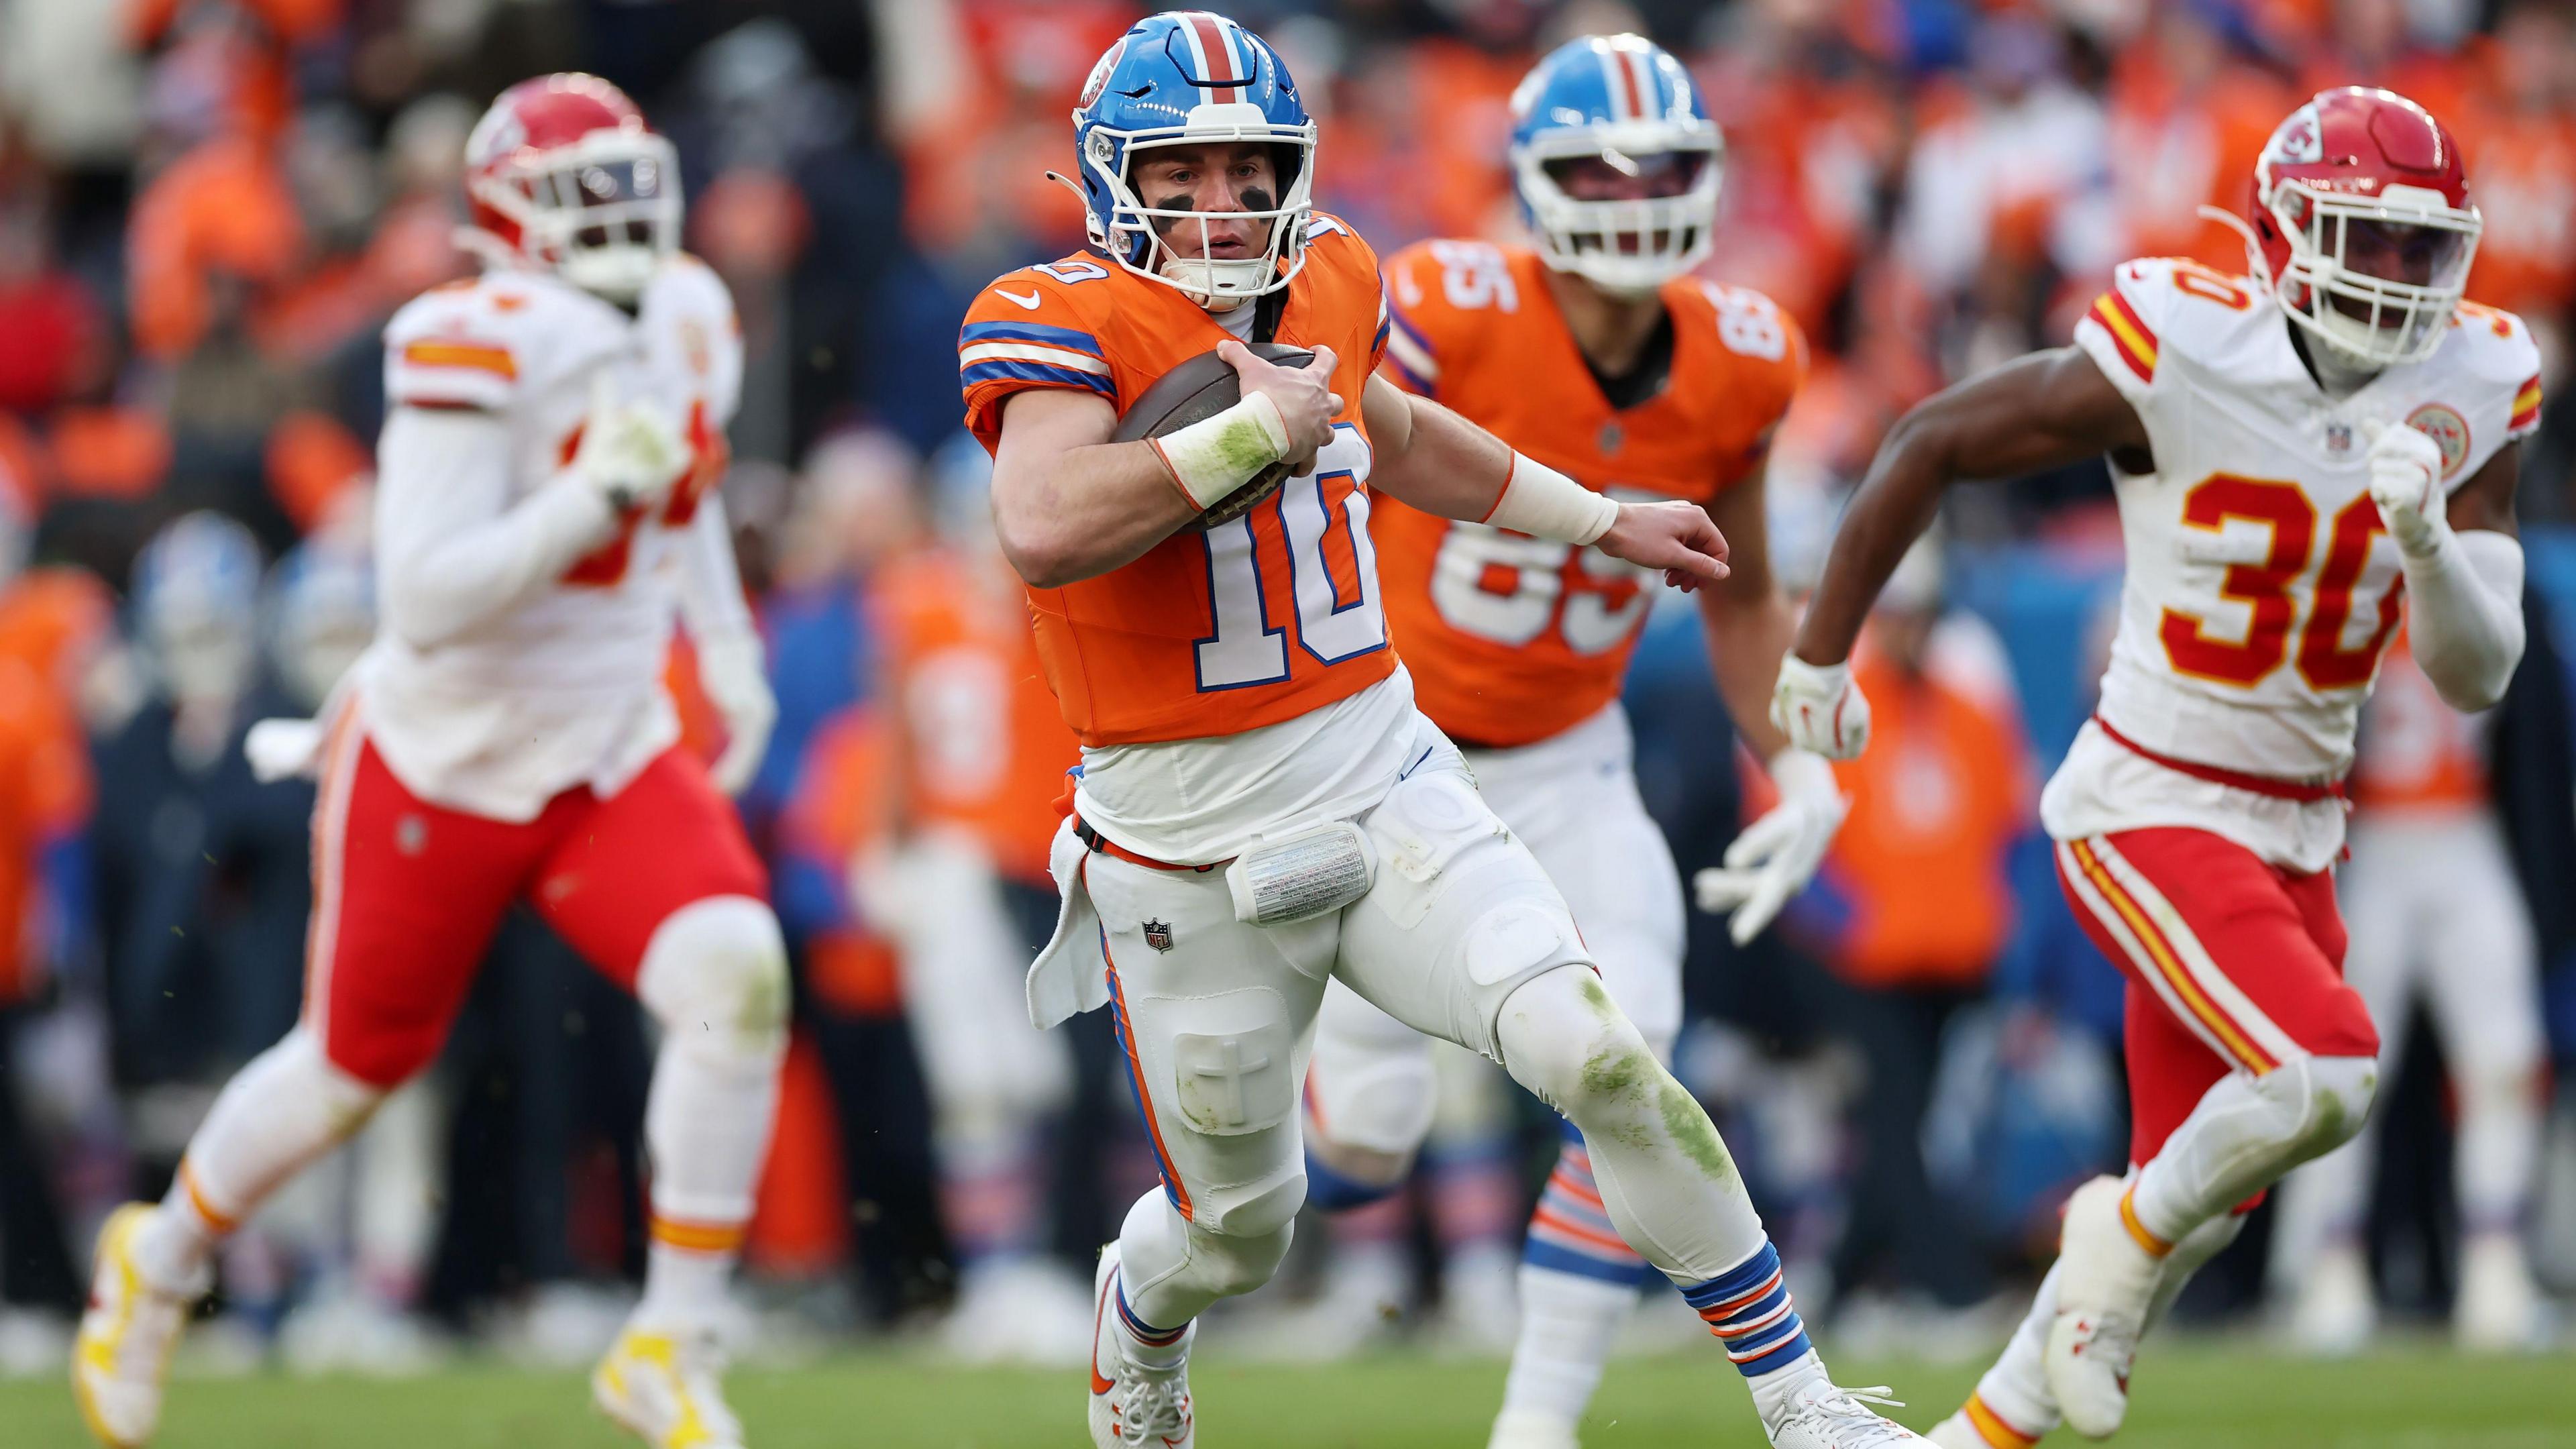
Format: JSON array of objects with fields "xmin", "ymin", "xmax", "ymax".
[{"xmin": 1, "ymin": 0, "xmax": 2575, "ymax": 1379}]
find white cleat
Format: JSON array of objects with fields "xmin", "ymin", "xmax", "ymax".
[
  {"xmin": 2284, "ymin": 1242, "xmax": 2375, "ymax": 1357},
  {"xmin": 1767, "ymin": 1378, "xmax": 1933, "ymax": 1448},
  {"xmin": 943, "ymin": 1258, "xmax": 1097, "ymax": 1366},
  {"xmin": 2043, "ymin": 1177, "xmax": 2161, "ymax": 1440},
  {"xmin": 592, "ymin": 1324, "xmax": 746, "ymax": 1449},
  {"xmin": 2455, "ymin": 1231, "xmax": 2545, "ymax": 1352},
  {"xmin": 1487, "ymin": 1407, "xmax": 1581, "ymax": 1449},
  {"xmin": 1089, "ymin": 1245, "xmax": 1193, "ymax": 1449},
  {"xmin": 70, "ymin": 1204, "xmax": 206, "ymax": 1449}
]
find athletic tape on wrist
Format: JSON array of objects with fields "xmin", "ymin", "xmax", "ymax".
[
  {"xmin": 1483, "ymin": 452, "xmax": 1620, "ymax": 545},
  {"xmin": 1150, "ymin": 392, "xmax": 1292, "ymax": 513}
]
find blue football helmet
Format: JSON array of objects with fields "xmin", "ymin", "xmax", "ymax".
[
  {"xmin": 1070, "ymin": 11, "xmax": 1316, "ymax": 309},
  {"xmin": 1508, "ymin": 34, "xmax": 1723, "ymax": 297},
  {"xmin": 263, "ymin": 541, "xmax": 376, "ymax": 710}
]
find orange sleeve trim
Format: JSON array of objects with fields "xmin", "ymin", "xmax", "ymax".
[{"xmin": 399, "ymin": 340, "xmax": 517, "ymax": 380}]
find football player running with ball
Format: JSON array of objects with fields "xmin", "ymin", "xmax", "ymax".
[
  {"xmin": 73, "ymin": 76, "xmax": 787, "ymax": 1449},
  {"xmin": 962, "ymin": 13, "xmax": 1927, "ymax": 1449},
  {"xmin": 1777, "ymin": 87, "xmax": 2537, "ymax": 1447},
  {"xmin": 1299, "ymin": 34, "xmax": 1845, "ymax": 1449}
]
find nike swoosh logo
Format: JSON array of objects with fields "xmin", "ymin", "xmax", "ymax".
[
  {"xmin": 1091, "ymin": 1273, "xmax": 1116, "ymax": 1395},
  {"xmin": 994, "ymin": 287, "xmax": 1043, "ymax": 310}
]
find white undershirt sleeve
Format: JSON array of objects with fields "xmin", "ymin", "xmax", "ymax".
[
  {"xmin": 2402, "ymin": 526, "xmax": 2525, "ymax": 713},
  {"xmin": 376, "ymin": 405, "xmax": 621, "ymax": 649},
  {"xmin": 674, "ymin": 491, "xmax": 755, "ymax": 643}
]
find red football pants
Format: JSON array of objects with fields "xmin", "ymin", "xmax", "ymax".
[
  {"xmin": 2053, "ymin": 828, "xmax": 2379, "ymax": 1169},
  {"xmin": 302, "ymin": 724, "xmax": 767, "ymax": 1087}
]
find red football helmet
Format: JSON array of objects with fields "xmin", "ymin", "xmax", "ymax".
[
  {"xmin": 2248, "ymin": 87, "xmax": 2481, "ymax": 367},
  {"xmin": 463, "ymin": 74, "xmax": 680, "ymax": 302}
]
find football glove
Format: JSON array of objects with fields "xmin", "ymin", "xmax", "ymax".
[
  {"xmin": 2361, "ymin": 417, "xmax": 2449, "ymax": 557},
  {"xmin": 572, "ymin": 374, "xmax": 690, "ymax": 515},
  {"xmin": 1770, "ymin": 652, "xmax": 1871, "ymax": 760},
  {"xmin": 1695, "ymin": 749, "xmax": 1847, "ymax": 945}
]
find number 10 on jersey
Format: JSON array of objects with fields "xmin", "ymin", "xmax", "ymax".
[{"xmin": 1195, "ymin": 425, "xmax": 1387, "ymax": 690}]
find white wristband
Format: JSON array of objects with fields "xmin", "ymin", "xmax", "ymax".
[
  {"xmin": 1150, "ymin": 392, "xmax": 1292, "ymax": 513},
  {"xmin": 1483, "ymin": 453, "xmax": 1619, "ymax": 545}
]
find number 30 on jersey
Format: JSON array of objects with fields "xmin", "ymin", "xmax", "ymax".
[{"xmin": 1195, "ymin": 425, "xmax": 1387, "ymax": 690}]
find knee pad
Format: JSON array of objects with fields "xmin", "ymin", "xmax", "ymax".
[
  {"xmin": 638, "ymin": 895, "xmax": 790, "ymax": 1069},
  {"xmin": 1181, "ymin": 1214, "xmax": 1297, "ymax": 1298},
  {"xmin": 2275, "ymin": 1055, "xmax": 2378, "ymax": 1157},
  {"xmin": 1491, "ymin": 967, "xmax": 1658, "ymax": 1121},
  {"xmin": 1307, "ymin": 991, "xmax": 1436, "ymax": 1159}
]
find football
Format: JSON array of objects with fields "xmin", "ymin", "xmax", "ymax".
[{"xmin": 1112, "ymin": 343, "xmax": 1316, "ymax": 531}]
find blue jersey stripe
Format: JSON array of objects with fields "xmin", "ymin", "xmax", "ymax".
[
  {"xmin": 962, "ymin": 319, "xmax": 1105, "ymax": 355},
  {"xmin": 961, "ymin": 358, "xmax": 1115, "ymax": 396}
]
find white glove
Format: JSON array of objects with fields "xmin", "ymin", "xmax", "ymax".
[
  {"xmin": 1770, "ymin": 652, "xmax": 1872, "ymax": 760},
  {"xmin": 572, "ymin": 375, "xmax": 691, "ymax": 515},
  {"xmin": 1694, "ymin": 749, "xmax": 1848, "ymax": 946},
  {"xmin": 2362, "ymin": 416, "xmax": 2449, "ymax": 557},
  {"xmin": 696, "ymin": 630, "xmax": 776, "ymax": 796}
]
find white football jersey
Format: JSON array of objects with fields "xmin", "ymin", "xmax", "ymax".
[
  {"xmin": 356, "ymin": 256, "xmax": 743, "ymax": 820},
  {"xmin": 2040, "ymin": 255, "xmax": 2540, "ymax": 871}
]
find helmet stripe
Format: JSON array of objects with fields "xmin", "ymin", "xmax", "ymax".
[
  {"xmin": 1600, "ymin": 44, "xmax": 1640, "ymax": 122},
  {"xmin": 1181, "ymin": 11, "xmax": 1246, "ymax": 104},
  {"xmin": 1629, "ymin": 49, "xmax": 1660, "ymax": 119}
]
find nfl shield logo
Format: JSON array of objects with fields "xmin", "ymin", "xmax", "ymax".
[
  {"xmin": 1143, "ymin": 920, "xmax": 1175, "ymax": 953},
  {"xmin": 2325, "ymin": 421, "xmax": 2353, "ymax": 455},
  {"xmin": 1598, "ymin": 421, "xmax": 1624, "ymax": 455}
]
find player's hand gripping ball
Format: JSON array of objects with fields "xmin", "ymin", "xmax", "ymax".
[{"xmin": 1112, "ymin": 341, "xmax": 1338, "ymax": 531}]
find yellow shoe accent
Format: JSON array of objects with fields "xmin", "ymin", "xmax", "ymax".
[
  {"xmin": 71, "ymin": 1203, "xmax": 188, "ymax": 1449},
  {"xmin": 592, "ymin": 1328, "xmax": 742, "ymax": 1449}
]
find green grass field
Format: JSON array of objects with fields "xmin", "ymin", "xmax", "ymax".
[{"xmin": 9, "ymin": 1344, "xmax": 2574, "ymax": 1448}]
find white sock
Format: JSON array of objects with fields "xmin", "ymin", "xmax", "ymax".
[
  {"xmin": 142, "ymin": 1028, "xmax": 384, "ymax": 1291},
  {"xmin": 1496, "ymin": 1265, "xmax": 1638, "ymax": 1428},
  {"xmin": 633, "ymin": 898, "xmax": 789, "ymax": 1330}
]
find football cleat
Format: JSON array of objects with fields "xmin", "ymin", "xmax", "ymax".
[
  {"xmin": 2455, "ymin": 1230, "xmax": 2545, "ymax": 1352},
  {"xmin": 592, "ymin": 1326, "xmax": 746, "ymax": 1449},
  {"xmin": 2042, "ymin": 1177, "xmax": 2161, "ymax": 1439},
  {"xmin": 71, "ymin": 1204, "xmax": 206, "ymax": 1448},
  {"xmin": 1767, "ymin": 1378, "xmax": 1933, "ymax": 1448},
  {"xmin": 1090, "ymin": 1245, "xmax": 1193, "ymax": 1448}
]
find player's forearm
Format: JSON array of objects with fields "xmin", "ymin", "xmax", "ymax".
[
  {"xmin": 376, "ymin": 407, "xmax": 621, "ymax": 648},
  {"xmin": 2401, "ymin": 528, "xmax": 2525, "ymax": 712},
  {"xmin": 1701, "ymin": 585, "xmax": 1799, "ymax": 759},
  {"xmin": 675, "ymin": 495, "xmax": 756, "ymax": 644},
  {"xmin": 991, "ymin": 439, "xmax": 1198, "ymax": 589},
  {"xmin": 1368, "ymin": 392, "xmax": 1518, "ymax": 521},
  {"xmin": 1792, "ymin": 413, "xmax": 1953, "ymax": 665}
]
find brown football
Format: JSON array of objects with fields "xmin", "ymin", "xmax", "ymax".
[{"xmin": 1111, "ymin": 343, "xmax": 1315, "ymax": 532}]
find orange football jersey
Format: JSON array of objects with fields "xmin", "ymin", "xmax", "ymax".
[
  {"xmin": 961, "ymin": 216, "xmax": 1397, "ymax": 748},
  {"xmin": 1371, "ymin": 241, "xmax": 1806, "ymax": 747},
  {"xmin": 871, "ymin": 547, "xmax": 1080, "ymax": 883}
]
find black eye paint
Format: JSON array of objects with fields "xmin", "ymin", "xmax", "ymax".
[
  {"xmin": 1238, "ymin": 186, "xmax": 1275, "ymax": 212},
  {"xmin": 1149, "ymin": 195, "xmax": 1191, "ymax": 237}
]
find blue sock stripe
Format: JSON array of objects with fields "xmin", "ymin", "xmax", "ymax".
[
  {"xmin": 1725, "ymin": 1312, "xmax": 1806, "ymax": 1358},
  {"xmin": 1523, "ymin": 1239, "xmax": 1665, "ymax": 1289},
  {"xmin": 1303, "ymin": 1149, "xmax": 1403, "ymax": 1212},
  {"xmin": 1733, "ymin": 1330, "xmax": 1815, "ymax": 1375},
  {"xmin": 1682, "ymin": 1241, "xmax": 1784, "ymax": 1310},
  {"xmin": 1114, "ymin": 1285, "xmax": 1185, "ymax": 1346}
]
